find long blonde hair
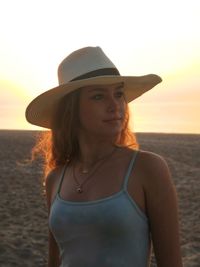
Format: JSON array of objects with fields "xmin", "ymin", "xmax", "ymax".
[{"xmin": 32, "ymin": 88, "xmax": 139, "ymax": 177}]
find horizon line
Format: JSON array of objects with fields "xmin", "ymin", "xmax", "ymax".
[{"xmin": 0, "ymin": 129, "xmax": 199, "ymax": 135}]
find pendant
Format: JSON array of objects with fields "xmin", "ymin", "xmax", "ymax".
[{"xmin": 76, "ymin": 186, "xmax": 83, "ymax": 193}]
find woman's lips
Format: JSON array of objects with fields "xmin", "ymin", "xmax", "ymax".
[{"xmin": 103, "ymin": 118, "xmax": 122, "ymax": 122}]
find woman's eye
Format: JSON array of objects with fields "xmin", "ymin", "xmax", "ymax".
[
  {"xmin": 92, "ymin": 94, "xmax": 104, "ymax": 100},
  {"xmin": 115, "ymin": 91, "xmax": 124, "ymax": 98}
]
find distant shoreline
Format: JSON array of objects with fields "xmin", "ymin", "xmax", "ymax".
[{"xmin": 0, "ymin": 129, "xmax": 199, "ymax": 136}]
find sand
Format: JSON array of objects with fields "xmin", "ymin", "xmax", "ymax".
[{"xmin": 0, "ymin": 130, "xmax": 199, "ymax": 266}]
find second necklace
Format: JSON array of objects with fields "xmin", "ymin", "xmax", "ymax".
[{"xmin": 72, "ymin": 147, "xmax": 117, "ymax": 193}]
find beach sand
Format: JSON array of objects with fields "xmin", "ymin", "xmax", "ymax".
[{"xmin": 0, "ymin": 130, "xmax": 199, "ymax": 266}]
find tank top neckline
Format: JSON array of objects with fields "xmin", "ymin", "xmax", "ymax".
[
  {"xmin": 55, "ymin": 189, "xmax": 148, "ymax": 221},
  {"xmin": 56, "ymin": 149, "xmax": 139, "ymax": 206},
  {"xmin": 57, "ymin": 188, "xmax": 125, "ymax": 205}
]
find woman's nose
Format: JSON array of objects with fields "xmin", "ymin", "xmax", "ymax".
[{"xmin": 107, "ymin": 96, "xmax": 120, "ymax": 112}]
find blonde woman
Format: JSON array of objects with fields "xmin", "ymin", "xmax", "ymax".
[{"xmin": 26, "ymin": 47, "xmax": 183, "ymax": 267}]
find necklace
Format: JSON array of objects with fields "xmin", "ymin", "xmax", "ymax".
[
  {"xmin": 79, "ymin": 151, "xmax": 116, "ymax": 174},
  {"xmin": 73, "ymin": 147, "xmax": 117, "ymax": 193}
]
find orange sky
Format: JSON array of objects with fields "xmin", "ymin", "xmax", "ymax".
[{"xmin": 0, "ymin": 0, "xmax": 199, "ymax": 133}]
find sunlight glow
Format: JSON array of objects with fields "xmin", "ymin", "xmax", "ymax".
[{"xmin": 0, "ymin": 0, "xmax": 199, "ymax": 132}]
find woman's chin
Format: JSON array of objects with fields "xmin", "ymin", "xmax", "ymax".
[{"xmin": 98, "ymin": 128, "xmax": 122, "ymax": 139}]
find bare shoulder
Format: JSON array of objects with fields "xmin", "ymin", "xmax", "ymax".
[
  {"xmin": 135, "ymin": 149, "xmax": 178, "ymax": 205},
  {"xmin": 45, "ymin": 167, "xmax": 62, "ymax": 189},
  {"xmin": 137, "ymin": 149, "xmax": 168, "ymax": 170},
  {"xmin": 136, "ymin": 152, "xmax": 182, "ymax": 266},
  {"xmin": 45, "ymin": 166, "xmax": 63, "ymax": 211},
  {"xmin": 136, "ymin": 149, "xmax": 178, "ymax": 221},
  {"xmin": 136, "ymin": 150, "xmax": 172, "ymax": 188}
]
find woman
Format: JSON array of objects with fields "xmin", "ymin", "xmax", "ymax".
[{"xmin": 26, "ymin": 47, "xmax": 183, "ymax": 267}]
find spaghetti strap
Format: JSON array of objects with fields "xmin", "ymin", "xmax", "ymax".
[
  {"xmin": 122, "ymin": 150, "xmax": 139, "ymax": 190},
  {"xmin": 57, "ymin": 164, "xmax": 68, "ymax": 195}
]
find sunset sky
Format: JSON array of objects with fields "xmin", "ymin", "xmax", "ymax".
[{"xmin": 0, "ymin": 0, "xmax": 199, "ymax": 133}]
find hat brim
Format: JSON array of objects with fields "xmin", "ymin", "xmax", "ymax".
[{"xmin": 25, "ymin": 74, "xmax": 162, "ymax": 128}]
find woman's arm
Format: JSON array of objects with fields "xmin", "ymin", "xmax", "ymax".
[
  {"xmin": 143, "ymin": 152, "xmax": 183, "ymax": 267},
  {"xmin": 47, "ymin": 230, "xmax": 60, "ymax": 267},
  {"xmin": 45, "ymin": 170, "xmax": 61, "ymax": 267}
]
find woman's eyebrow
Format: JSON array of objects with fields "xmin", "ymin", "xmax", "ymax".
[
  {"xmin": 87, "ymin": 88, "xmax": 106, "ymax": 92},
  {"xmin": 87, "ymin": 84, "xmax": 124, "ymax": 93},
  {"xmin": 115, "ymin": 84, "xmax": 124, "ymax": 90}
]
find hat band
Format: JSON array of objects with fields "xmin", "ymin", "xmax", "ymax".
[{"xmin": 70, "ymin": 68, "xmax": 120, "ymax": 82}]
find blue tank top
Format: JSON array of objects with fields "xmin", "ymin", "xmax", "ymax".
[{"xmin": 49, "ymin": 150, "xmax": 150, "ymax": 267}]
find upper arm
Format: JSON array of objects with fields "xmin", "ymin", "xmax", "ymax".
[
  {"xmin": 45, "ymin": 169, "xmax": 61, "ymax": 267},
  {"xmin": 45, "ymin": 170, "xmax": 56, "ymax": 213},
  {"xmin": 142, "ymin": 152, "xmax": 183, "ymax": 267},
  {"xmin": 45, "ymin": 168, "xmax": 62, "ymax": 212}
]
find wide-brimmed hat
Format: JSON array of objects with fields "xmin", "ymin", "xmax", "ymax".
[{"xmin": 25, "ymin": 46, "xmax": 162, "ymax": 128}]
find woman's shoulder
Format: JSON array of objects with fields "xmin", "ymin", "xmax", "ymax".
[
  {"xmin": 45, "ymin": 166, "xmax": 64, "ymax": 210},
  {"xmin": 45, "ymin": 166, "xmax": 63, "ymax": 187},
  {"xmin": 119, "ymin": 147, "xmax": 168, "ymax": 172},
  {"xmin": 123, "ymin": 147, "xmax": 167, "ymax": 166},
  {"xmin": 136, "ymin": 149, "xmax": 174, "ymax": 192},
  {"xmin": 137, "ymin": 149, "xmax": 167, "ymax": 166},
  {"xmin": 45, "ymin": 166, "xmax": 65, "ymax": 197}
]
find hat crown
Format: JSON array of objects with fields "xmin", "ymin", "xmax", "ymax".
[{"xmin": 58, "ymin": 46, "xmax": 117, "ymax": 85}]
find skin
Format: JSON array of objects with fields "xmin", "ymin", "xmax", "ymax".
[{"xmin": 45, "ymin": 83, "xmax": 183, "ymax": 267}]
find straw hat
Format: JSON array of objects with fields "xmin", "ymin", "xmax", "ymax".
[{"xmin": 25, "ymin": 46, "xmax": 162, "ymax": 128}]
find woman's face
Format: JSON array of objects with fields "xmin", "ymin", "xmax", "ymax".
[{"xmin": 78, "ymin": 83, "xmax": 127, "ymax": 139}]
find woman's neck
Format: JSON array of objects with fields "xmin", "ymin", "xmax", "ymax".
[
  {"xmin": 78, "ymin": 142, "xmax": 116, "ymax": 164},
  {"xmin": 76, "ymin": 143, "xmax": 118, "ymax": 175},
  {"xmin": 77, "ymin": 131, "xmax": 119, "ymax": 165}
]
